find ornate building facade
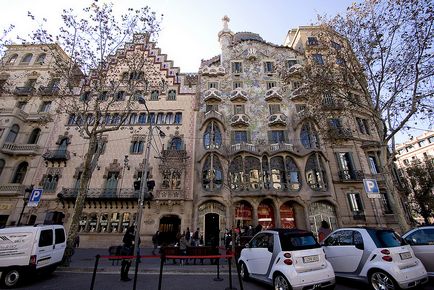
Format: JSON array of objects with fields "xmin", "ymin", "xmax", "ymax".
[{"xmin": 0, "ymin": 19, "xmax": 406, "ymax": 248}]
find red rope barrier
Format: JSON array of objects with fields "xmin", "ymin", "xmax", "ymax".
[{"xmin": 98, "ymin": 253, "xmax": 235, "ymax": 260}]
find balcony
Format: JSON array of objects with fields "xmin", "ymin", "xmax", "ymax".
[
  {"xmin": 14, "ymin": 86, "xmax": 35, "ymax": 96},
  {"xmin": 230, "ymin": 113, "xmax": 250, "ymax": 126},
  {"xmin": 268, "ymin": 113, "xmax": 287, "ymax": 126},
  {"xmin": 199, "ymin": 65, "xmax": 225, "ymax": 76},
  {"xmin": 42, "ymin": 149, "xmax": 70, "ymax": 161},
  {"xmin": 328, "ymin": 127, "xmax": 353, "ymax": 140},
  {"xmin": 322, "ymin": 99, "xmax": 344, "ymax": 110},
  {"xmin": 338, "ymin": 170, "xmax": 364, "ymax": 182},
  {"xmin": 1, "ymin": 143, "xmax": 40, "ymax": 156},
  {"xmin": 39, "ymin": 85, "xmax": 59, "ymax": 96},
  {"xmin": 0, "ymin": 107, "xmax": 29, "ymax": 120},
  {"xmin": 161, "ymin": 148, "xmax": 188, "ymax": 160},
  {"xmin": 0, "ymin": 184, "xmax": 26, "ymax": 196},
  {"xmin": 269, "ymin": 143, "xmax": 294, "ymax": 153},
  {"xmin": 229, "ymin": 88, "xmax": 248, "ymax": 102},
  {"xmin": 60, "ymin": 188, "xmax": 138, "ymax": 199},
  {"xmin": 203, "ymin": 109, "xmax": 224, "ymax": 124},
  {"xmin": 230, "ymin": 142, "xmax": 257, "ymax": 154},
  {"xmin": 155, "ymin": 189, "xmax": 185, "ymax": 200},
  {"xmin": 264, "ymin": 87, "xmax": 283, "ymax": 102},
  {"xmin": 203, "ymin": 88, "xmax": 222, "ymax": 102}
]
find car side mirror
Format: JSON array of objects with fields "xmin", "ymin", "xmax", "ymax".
[
  {"xmin": 355, "ymin": 243, "xmax": 364, "ymax": 250},
  {"xmin": 244, "ymin": 243, "xmax": 250, "ymax": 248}
]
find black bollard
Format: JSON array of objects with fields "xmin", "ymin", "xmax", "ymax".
[
  {"xmin": 214, "ymin": 256, "xmax": 224, "ymax": 281},
  {"xmin": 158, "ymin": 255, "xmax": 165, "ymax": 290},
  {"xmin": 235, "ymin": 259, "xmax": 244, "ymax": 290},
  {"xmin": 133, "ymin": 253, "xmax": 140, "ymax": 290},
  {"xmin": 225, "ymin": 257, "xmax": 237, "ymax": 290},
  {"xmin": 90, "ymin": 254, "xmax": 100, "ymax": 290}
]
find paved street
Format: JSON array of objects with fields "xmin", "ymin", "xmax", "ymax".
[
  {"xmin": 9, "ymin": 248, "xmax": 432, "ymax": 290},
  {"xmin": 11, "ymin": 272, "xmax": 434, "ymax": 290}
]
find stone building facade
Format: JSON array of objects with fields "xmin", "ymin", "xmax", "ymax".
[{"xmin": 0, "ymin": 19, "xmax": 405, "ymax": 248}]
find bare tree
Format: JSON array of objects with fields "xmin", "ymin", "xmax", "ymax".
[
  {"xmin": 25, "ymin": 2, "xmax": 161, "ymax": 263},
  {"xmin": 401, "ymin": 157, "xmax": 434, "ymax": 225}
]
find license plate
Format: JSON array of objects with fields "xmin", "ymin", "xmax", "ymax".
[
  {"xmin": 400, "ymin": 252, "xmax": 412, "ymax": 260},
  {"xmin": 303, "ymin": 255, "xmax": 319, "ymax": 263}
]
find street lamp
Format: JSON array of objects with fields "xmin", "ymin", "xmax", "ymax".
[{"xmin": 17, "ymin": 185, "xmax": 33, "ymax": 226}]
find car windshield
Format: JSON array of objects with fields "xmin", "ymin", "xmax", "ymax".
[
  {"xmin": 279, "ymin": 232, "xmax": 320, "ymax": 251},
  {"xmin": 367, "ymin": 229, "xmax": 404, "ymax": 248}
]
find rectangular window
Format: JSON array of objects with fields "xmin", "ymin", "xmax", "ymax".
[
  {"xmin": 266, "ymin": 81, "xmax": 276, "ymax": 90},
  {"xmin": 381, "ymin": 191, "xmax": 393, "ymax": 214},
  {"xmin": 208, "ymin": 82, "xmax": 218, "ymax": 89},
  {"xmin": 312, "ymin": 54, "xmax": 324, "ymax": 65},
  {"xmin": 347, "ymin": 192, "xmax": 364, "ymax": 213},
  {"xmin": 264, "ymin": 61, "xmax": 274, "ymax": 73},
  {"xmin": 269, "ymin": 104, "xmax": 281, "ymax": 115},
  {"xmin": 234, "ymin": 104, "xmax": 245, "ymax": 114},
  {"xmin": 428, "ymin": 136, "xmax": 434, "ymax": 143},
  {"xmin": 418, "ymin": 140, "xmax": 427, "ymax": 147},
  {"xmin": 293, "ymin": 81, "xmax": 301, "ymax": 89},
  {"xmin": 150, "ymin": 90, "xmax": 159, "ymax": 101},
  {"xmin": 130, "ymin": 141, "xmax": 144, "ymax": 154},
  {"xmin": 233, "ymin": 131, "xmax": 248, "ymax": 144},
  {"xmin": 39, "ymin": 101, "xmax": 52, "ymax": 113},
  {"xmin": 206, "ymin": 104, "xmax": 218, "ymax": 112},
  {"xmin": 368, "ymin": 155, "xmax": 381, "ymax": 174},
  {"xmin": 16, "ymin": 101, "xmax": 27, "ymax": 110},
  {"xmin": 233, "ymin": 81, "xmax": 243, "ymax": 89},
  {"xmin": 287, "ymin": 59, "xmax": 297, "ymax": 68},
  {"xmin": 167, "ymin": 89, "xmax": 177, "ymax": 101},
  {"xmin": 269, "ymin": 130, "xmax": 286, "ymax": 143},
  {"xmin": 329, "ymin": 118, "xmax": 342, "ymax": 128},
  {"xmin": 331, "ymin": 41, "xmax": 342, "ymax": 50},
  {"xmin": 307, "ymin": 37, "xmax": 318, "ymax": 46},
  {"xmin": 362, "ymin": 119, "xmax": 370, "ymax": 135},
  {"xmin": 174, "ymin": 112, "xmax": 182, "ymax": 124},
  {"xmin": 232, "ymin": 62, "xmax": 243, "ymax": 74}
]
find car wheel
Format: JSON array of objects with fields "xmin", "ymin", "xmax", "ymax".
[
  {"xmin": 1, "ymin": 268, "xmax": 22, "ymax": 288},
  {"xmin": 239, "ymin": 262, "xmax": 249, "ymax": 281},
  {"xmin": 273, "ymin": 273, "xmax": 291, "ymax": 290},
  {"xmin": 369, "ymin": 270, "xmax": 398, "ymax": 290}
]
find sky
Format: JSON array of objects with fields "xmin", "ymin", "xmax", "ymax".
[
  {"xmin": 0, "ymin": 0, "xmax": 356, "ymax": 72},
  {"xmin": 0, "ymin": 0, "xmax": 429, "ymax": 143}
]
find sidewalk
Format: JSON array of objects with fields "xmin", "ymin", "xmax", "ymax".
[{"xmin": 58, "ymin": 247, "xmax": 236, "ymax": 274}]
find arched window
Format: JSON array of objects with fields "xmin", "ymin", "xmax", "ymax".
[
  {"xmin": 138, "ymin": 113, "xmax": 146, "ymax": 124},
  {"xmin": 36, "ymin": 53, "xmax": 46, "ymax": 64},
  {"xmin": 129, "ymin": 113, "xmax": 137, "ymax": 124},
  {"xmin": 42, "ymin": 174, "xmax": 59, "ymax": 192},
  {"xmin": 202, "ymin": 154, "xmax": 223, "ymax": 191},
  {"xmin": 20, "ymin": 53, "xmax": 33, "ymax": 64},
  {"xmin": 203, "ymin": 121, "xmax": 222, "ymax": 149},
  {"xmin": 285, "ymin": 156, "xmax": 301, "ymax": 191},
  {"xmin": 165, "ymin": 113, "xmax": 173, "ymax": 124},
  {"xmin": 156, "ymin": 113, "xmax": 164, "ymax": 124},
  {"xmin": 131, "ymin": 141, "xmax": 144, "ymax": 154},
  {"xmin": 5, "ymin": 124, "xmax": 19, "ymax": 143},
  {"xmin": 105, "ymin": 171, "xmax": 119, "ymax": 193},
  {"xmin": 8, "ymin": 54, "xmax": 18, "ymax": 64},
  {"xmin": 305, "ymin": 154, "xmax": 328, "ymax": 191},
  {"xmin": 174, "ymin": 113, "xmax": 182, "ymax": 124},
  {"xmin": 12, "ymin": 162, "xmax": 28, "ymax": 183},
  {"xmin": 229, "ymin": 156, "xmax": 244, "ymax": 191},
  {"xmin": 0, "ymin": 159, "xmax": 5, "ymax": 177},
  {"xmin": 300, "ymin": 122, "xmax": 320, "ymax": 149},
  {"xmin": 262, "ymin": 156, "xmax": 270, "ymax": 189},
  {"xmin": 270, "ymin": 156, "xmax": 286, "ymax": 190},
  {"xmin": 28, "ymin": 128, "xmax": 41, "ymax": 144},
  {"xmin": 245, "ymin": 157, "xmax": 261, "ymax": 190},
  {"xmin": 170, "ymin": 137, "xmax": 183, "ymax": 150}
]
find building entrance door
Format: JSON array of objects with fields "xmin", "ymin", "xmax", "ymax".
[
  {"xmin": 159, "ymin": 215, "xmax": 180, "ymax": 245},
  {"xmin": 205, "ymin": 213, "xmax": 220, "ymax": 247}
]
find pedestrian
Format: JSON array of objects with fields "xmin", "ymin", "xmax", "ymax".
[
  {"xmin": 192, "ymin": 228, "xmax": 200, "ymax": 246},
  {"xmin": 120, "ymin": 226, "xmax": 135, "ymax": 282},
  {"xmin": 318, "ymin": 220, "xmax": 332, "ymax": 243},
  {"xmin": 152, "ymin": 230, "xmax": 160, "ymax": 255},
  {"xmin": 179, "ymin": 233, "xmax": 189, "ymax": 265},
  {"xmin": 185, "ymin": 227, "xmax": 191, "ymax": 242},
  {"xmin": 73, "ymin": 235, "xmax": 80, "ymax": 248}
]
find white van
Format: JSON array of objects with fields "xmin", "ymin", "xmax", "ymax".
[{"xmin": 0, "ymin": 224, "xmax": 66, "ymax": 288}]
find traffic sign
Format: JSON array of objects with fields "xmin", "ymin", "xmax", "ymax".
[
  {"xmin": 363, "ymin": 179, "xmax": 381, "ymax": 198},
  {"xmin": 28, "ymin": 188, "xmax": 43, "ymax": 207}
]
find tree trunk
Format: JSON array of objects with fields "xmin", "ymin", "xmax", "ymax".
[{"xmin": 62, "ymin": 134, "xmax": 97, "ymax": 266}]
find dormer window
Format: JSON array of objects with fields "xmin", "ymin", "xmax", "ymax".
[
  {"xmin": 208, "ymin": 82, "xmax": 218, "ymax": 89},
  {"xmin": 266, "ymin": 81, "xmax": 276, "ymax": 90},
  {"xmin": 232, "ymin": 61, "xmax": 243, "ymax": 74},
  {"xmin": 264, "ymin": 61, "xmax": 275, "ymax": 74},
  {"xmin": 233, "ymin": 81, "xmax": 243, "ymax": 89}
]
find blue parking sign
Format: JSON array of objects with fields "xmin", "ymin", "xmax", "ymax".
[
  {"xmin": 28, "ymin": 189, "xmax": 43, "ymax": 207},
  {"xmin": 363, "ymin": 179, "xmax": 381, "ymax": 198}
]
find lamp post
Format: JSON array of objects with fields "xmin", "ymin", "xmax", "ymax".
[
  {"xmin": 133, "ymin": 96, "xmax": 153, "ymax": 289},
  {"xmin": 17, "ymin": 185, "xmax": 33, "ymax": 226}
]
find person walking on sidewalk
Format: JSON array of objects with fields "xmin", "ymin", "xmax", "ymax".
[
  {"xmin": 152, "ymin": 230, "xmax": 160, "ymax": 255},
  {"xmin": 120, "ymin": 226, "xmax": 135, "ymax": 282}
]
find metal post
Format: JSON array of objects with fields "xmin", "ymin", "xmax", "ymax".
[
  {"xmin": 17, "ymin": 200, "xmax": 27, "ymax": 226},
  {"xmin": 133, "ymin": 97, "xmax": 153, "ymax": 286},
  {"xmin": 90, "ymin": 254, "xmax": 100, "ymax": 290}
]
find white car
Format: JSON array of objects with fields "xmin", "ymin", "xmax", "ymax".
[
  {"xmin": 238, "ymin": 229, "xmax": 335, "ymax": 290},
  {"xmin": 402, "ymin": 226, "xmax": 434, "ymax": 277},
  {"xmin": 322, "ymin": 227, "xmax": 428, "ymax": 290}
]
